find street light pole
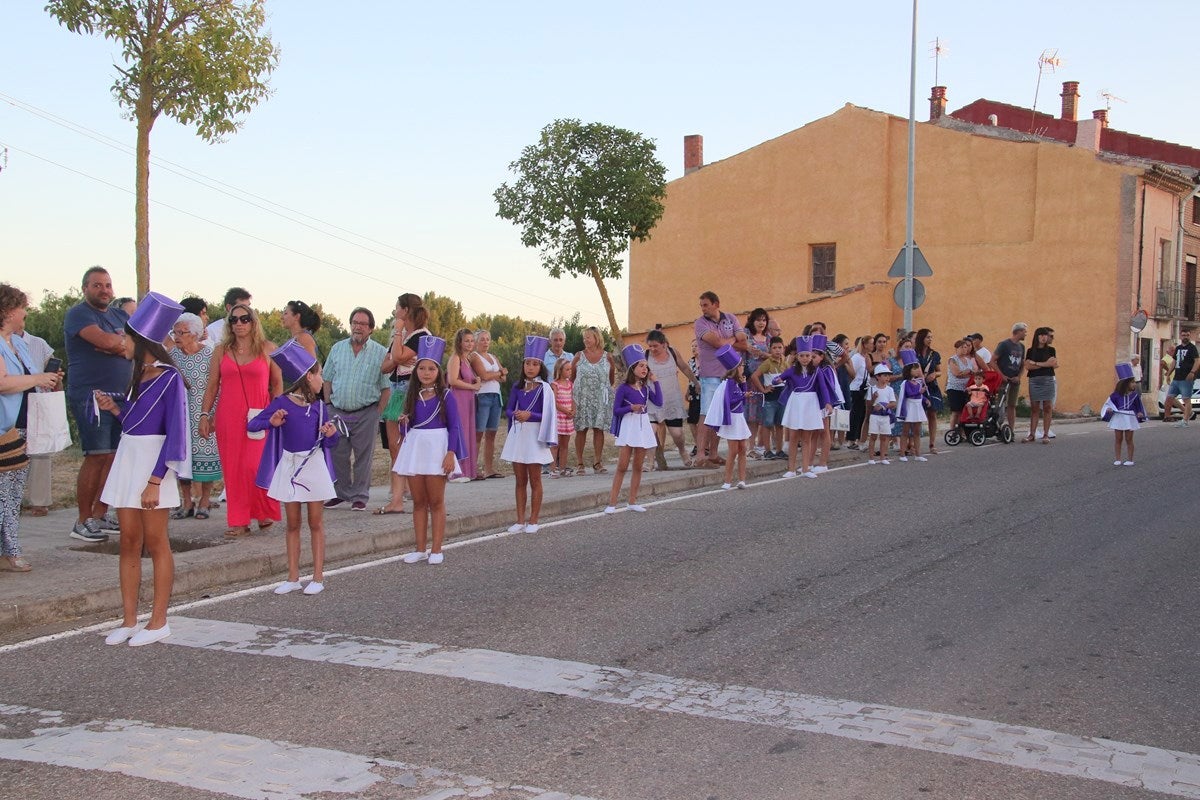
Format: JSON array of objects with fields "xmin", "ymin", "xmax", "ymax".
[{"xmin": 904, "ymin": 0, "xmax": 918, "ymax": 333}]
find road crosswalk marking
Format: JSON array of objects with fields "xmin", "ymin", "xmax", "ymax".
[
  {"xmin": 0, "ymin": 703, "xmax": 601, "ymax": 800},
  {"xmin": 160, "ymin": 615, "xmax": 1200, "ymax": 799}
]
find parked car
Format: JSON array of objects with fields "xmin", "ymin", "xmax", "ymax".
[{"xmin": 1156, "ymin": 380, "xmax": 1200, "ymax": 419}]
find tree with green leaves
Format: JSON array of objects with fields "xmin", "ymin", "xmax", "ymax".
[
  {"xmin": 494, "ymin": 119, "xmax": 666, "ymax": 344},
  {"xmin": 45, "ymin": 0, "xmax": 280, "ymax": 298}
]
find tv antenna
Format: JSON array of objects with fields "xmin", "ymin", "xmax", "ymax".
[
  {"xmin": 930, "ymin": 37, "xmax": 949, "ymax": 86},
  {"xmin": 1030, "ymin": 48, "xmax": 1063, "ymax": 132},
  {"xmin": 1098, "ymin": 89, "xmax": 1126, "ymax": 112}
]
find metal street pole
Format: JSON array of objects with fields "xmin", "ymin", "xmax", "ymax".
[{"xmin": 904, "ymin": 0, "xmax": 918, "ymax": 333}]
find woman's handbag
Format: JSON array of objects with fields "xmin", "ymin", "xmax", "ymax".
[
  {"xmin": 0, "ymin": 426, "xmax": 29, "ymax": 473},
  {"xmin": 236, "ymin": 359, "xmax": 266, "ymax": 440},
  {"xmin": 26, "ymin": 390, "xmax": 72, "ymax": 455},
  {"xmin": 831, "ymin": 407, "xmax": 851, "ymax": 432}
]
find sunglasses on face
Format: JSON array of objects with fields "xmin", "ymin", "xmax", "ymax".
[{"xmin": 229, "ymin": 314, "xmax": 253, "ymax": 325}]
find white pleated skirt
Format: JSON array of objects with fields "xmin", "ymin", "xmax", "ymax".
[
  {"xmin": 902, "ymin": 399, "xmax": 926, "ymax": 423},
  {"xmin": 393, "ymin": 428, "xmax": 460, "ymax": 477},
  {"xmin": 615, "ymin": 413, "xmax": 657, "ymax": 448},
  {"xmin": 868, "ymin": 414, "xmax": 893, "ymax": 436},
  {"xmin": 781, "ymin": 392, "xmax": 824, "ymax": 431},
  {"xmin": 717, "ymin": 413, "xmax": 751, "ymax": 441},
  {"xmin": 501, "ymin": 421, "xmax": 553, "ymax": 465},
  {"xmin": 100, "ymin": 434, "xmax": 181, "ymax": 510},
  {"xmin": 1107, "ymin": 413, "xmax": 1140, "ymax": 431},
  {"xmin": 268, "ymin": 449, "xmax": 336, "ymax": 503}
]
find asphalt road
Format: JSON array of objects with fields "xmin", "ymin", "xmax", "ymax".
[{"xmin": 1, "ymin": 421, "xmax": 1198, "ymax": 800}]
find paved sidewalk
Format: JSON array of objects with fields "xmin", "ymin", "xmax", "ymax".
[{"xmin": 1, "ymin": 449, "xmax": 841, "ymax": 632}]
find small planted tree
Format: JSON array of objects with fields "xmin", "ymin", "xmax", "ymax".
[
  {"xmin": 494, "ymin": 119, "xmax": 666, "ymax": 344},
  {"xmin": 46, "ymin": 0, "xmax": 280, "ymax": 297}
]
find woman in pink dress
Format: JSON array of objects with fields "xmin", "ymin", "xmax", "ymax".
[
  {"xmin": 198, "ymin": 304, "xmax": 283, "ymax": 537},
  {"xmin": 446, "ymin": 328, "xmax": 480, "ymax": 479}
]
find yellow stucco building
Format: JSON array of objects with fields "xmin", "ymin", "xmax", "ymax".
[{"xmin": 628, "ymin": 103, "xmax": 1198, "ymax": 415}]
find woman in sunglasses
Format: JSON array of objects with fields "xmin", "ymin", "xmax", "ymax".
[{"xmin": 198, "ymin": 305, "xmax": 283, "ymax": 537}]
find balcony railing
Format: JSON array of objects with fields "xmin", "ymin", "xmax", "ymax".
[{"xmin": 1155, "ymin": 280, "xmax": 1200, "ymax": 322}]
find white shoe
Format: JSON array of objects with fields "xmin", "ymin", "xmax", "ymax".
[
  {"xmin": 812, "ymin": 466, "xmax": 828, "ymax": 473},
  {"xmin": 736, "ymin": 481, "xmax": 747, "ymax": 489},
  {"xmin": 506, "ymin": 523, "xmax": 525, "ymax": 533},
  {"xmin": 915, "ymin": 456, "xmax": 928, "ymax": 462},
  {"xmin": 880, "ymin": 459, "xmax": 891, "ymax": 465},
  {"xmin": 803, "ymin": 471, "xmax": 818, "ymax": 478},
  {"xmin": 128, "ymin": 624, "xmax": 171, "ymax": 647},
  {"xmin": 1047, "ymin": 430, "xmax": 1056, "ymax": 439},
  {"xmin": 721, "ymin": 483, "xmax": 732, "ymax": 490},
  {"xmin": 627, "ymin": 504, "xmax": 647, "ymax": 513},
  {"xmin": 273, "ymin": 580, "xmax": 303, "ymax": 595},
  {"xmin": 303, "ymin": 581, "xmax": 324, "ymax": 595},
  {"xmin": 783, "ymin": 470, "xmax": 797, "ymax": 478},
  {"xmin": 428, "ymin": 552, "xmax": 444, "ymax": 565},
  {"xmin": 1114, "ymin": 460, "xmax": 1123, "ymax": 466},
  {"xmin": 524, "ymin": 523, "xmax": 539, "ymax": 533},
  {"xmin": 401, "ymin": 551, "xmax": 427, "ymax": 564},
  {"xmin": 868, "ymin": 460, "xmax": 876, "ymax": 465},
  {"xmin": 603, "ymin": 505, "xmax": 617, "ymax": 515},
  {"xmin": 899, "ymin": 456, "xmax": 909, "ymax": 462},
  {"xmin": 104, "ymin": 625, "xmax": 141, "ymax": 645},
  {"xmin": 1122, "ymin": 460, "xmax": 1135, "ymax": 466}
]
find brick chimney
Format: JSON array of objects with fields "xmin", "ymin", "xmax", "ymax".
[
  {"xmin": 1060, "ymin": 80, "xmax": 1080, "ymax": 121},
  {"xmin": 929, "ymin": 86, "xmax": 947, "ymax": 121},
  {"xmin": 683, "ymin": 135, "xmax": 703, "ymax": 174},
  {"xmin": 1092, "ymin": 108, "xmax": 1109, "ymax": 128}
]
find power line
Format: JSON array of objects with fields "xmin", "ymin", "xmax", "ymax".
[{"xmin": 0, "ymin": 90, "xmax": 609, "ymax": 320}]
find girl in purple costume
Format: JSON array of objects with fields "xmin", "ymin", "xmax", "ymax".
[
  {"xmin": 605, "ymin": 356, "xmax": 662, "ymax": 514},
  {"xmin": 97, "ymin": 311, "xmax": 191, "ymax": 647},
  {"xmin": 896, "ymin": 363, "xmax": 930, "ymax": 462},
  {"xmin": 249, "ymin": 361, "xmax": 340, "ymax": 595},
  {"xmin": 810, "ymin": 348, "xmax": 841, "ymax": 473},
  {"xmin": 393, "ymin": 351, "xmax": 467, "ymax": 565},
  {"xmin": 706, "ymin": 362, "xmax": 751, "ymax": 489},
  {"xmin": 501, "ymin": 357, "xmax": 556, "ymax": 533},
  {"xmin": 1101, "ymin": 375, "xmax": 1146, "ymax": 466},
  {"xmin": 779, "ymin": 347, "xmax": 834, "ymax": 478}
]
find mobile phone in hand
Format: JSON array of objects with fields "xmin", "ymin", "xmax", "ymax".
[{"xmin": 45, "ymin": 357, "xmax": 62, "ymax": 373}]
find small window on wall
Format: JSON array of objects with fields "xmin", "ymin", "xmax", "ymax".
[
  {"xmin": 1193, "ymin": 196, "xmax": 1199, "ymax": 226},
  {"xmin": 811, "ymin": 244, "xmax": 836, "ymax": 293}
]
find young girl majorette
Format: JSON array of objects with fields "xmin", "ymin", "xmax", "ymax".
[
  {"xmin": 551, "ymin": 357, "xmax": 575, "ymax": 476},
  {"xmin": 605, "ymin": 344, "xmax": 662, "ymax": 514},
  {"xmin": 393, "ymin": 335, "xmax": 467, "ymax": 565},
  {"xmin": 896, "ymin": 350, "xmax": 930, "ymax": 462},
  {"xmin": 249, "ymin": 339, "xmax": 340, "ymax": 595},
  {"xmin": 868, "ymin": 363, "xmax": 897, "ymax": 465},
  {"xmin": 779, "ymin": 336, "xmax": 834, "ymax": 478},
  {"xmin": 810, "ymin": 334, "xmax": 843, "ymax": 473},
  {"xmin": 1101, "ymin": 362, "xmax": 1146, "ymax": 466},
  {"xmin": 501, "ymin": 336, "xmax": 558, "ymax": 533},
  {"xmin": 97, "ymin": 293, "xmax": 190, "ymax": 647},
  {"xmin": 704, "ymin": 345, "xmax": 751, "ymax": 489}
]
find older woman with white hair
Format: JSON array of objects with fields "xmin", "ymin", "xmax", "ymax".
[{"xmin": 169, "ymin": 312, "xmax": 221, "ymax": 519}]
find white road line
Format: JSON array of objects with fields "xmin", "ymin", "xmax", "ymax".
[
  {"xmin": 160, "ymin": 616, "xmax": 1200, "ymax": 798},
  {"xmin": 0, "ymin": 703, "xmax": 601, "ymax": 800}
]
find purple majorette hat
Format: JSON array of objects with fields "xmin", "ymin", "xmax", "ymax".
[
  {"xmin": 1115, "ymin": 363, "xmax": 1135, "ymax": 380},
  {"xmin": 270, "ymin": 338, "xmax": 318, "ymax": 386},
  {"xmin": 899, "ymin": 348, "xmax": 920, "ymax": 367},
  {"xmin": 793, "ymin": 335, "xmax": 813, "ymax": 353},
  {"xmin": 715, "ymin": 344, "xmax": 741, "ymax": 372},
  {"xmin": 416, "ymin": 334, "xmax": 446, "ymax": 365},
  {"xmin": 810, "ymin": 333, "xmax": 828, "ymax": 352},
  {"xmin": 524, "ymin": 335, "xmax": 550, "ymax": 362},
  {"xmin": 622, "ymin": 343, "xmax": 647, "ymax": 367},
  {"xmin": 127, "ymin": 291, "xmax": 183, "ymax": 343}
]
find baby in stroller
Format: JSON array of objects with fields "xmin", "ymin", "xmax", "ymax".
[{"xmin": 961, "ymin": 374, "xmax": 991, "ymax": 424}]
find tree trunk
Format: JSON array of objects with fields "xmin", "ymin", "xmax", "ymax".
[
  {"xmin": 587, "ymin": 263, "xmax": 623, "ymax": 346},
  {"xmin": 134, "ymin": 89, "xmax": 154, "ymax": 298}
]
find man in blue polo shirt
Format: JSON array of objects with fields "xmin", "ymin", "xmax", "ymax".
[{"xmin": 64, "ymin": 267, "xmax": 132, "ymax": 542}]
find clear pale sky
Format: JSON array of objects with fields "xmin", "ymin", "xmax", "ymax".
[{"xmin": 2, "ymin": 0, "xmax": 1196, "ymax": 329}]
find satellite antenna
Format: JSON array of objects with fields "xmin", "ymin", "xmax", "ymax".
[
  {"xmin": 930, "ymin": 37, "xmax": 948, "ymax": 86},
  {"xmin": 1030, "ymin": 48, "xmax": 1063, "ymax": 132}
]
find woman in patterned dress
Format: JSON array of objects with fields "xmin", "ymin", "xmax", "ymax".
[
  {"xmin": 570, "ymin": 326, "xmax": 614, "ymax": 474},
  {"xmin": 169, "ymin": 313, "xmax": 221, "ymax": 519}
]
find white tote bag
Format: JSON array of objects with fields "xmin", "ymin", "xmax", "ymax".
[
  {"xmin": 26, "ymin": 390, "xmax": 72, "ymax": 454},
  {"xmin": 831, "ymin": 407, "xmax": 851, "ymax": 432}
]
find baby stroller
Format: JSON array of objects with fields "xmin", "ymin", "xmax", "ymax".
[{"xmin": 944, "ymin": 370, "xmax": 1014, "ymax": 446}]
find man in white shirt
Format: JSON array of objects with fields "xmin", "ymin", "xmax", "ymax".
[{"xmin": 968, "ymin": 333, "xmax": 991, "ymax": 366}]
